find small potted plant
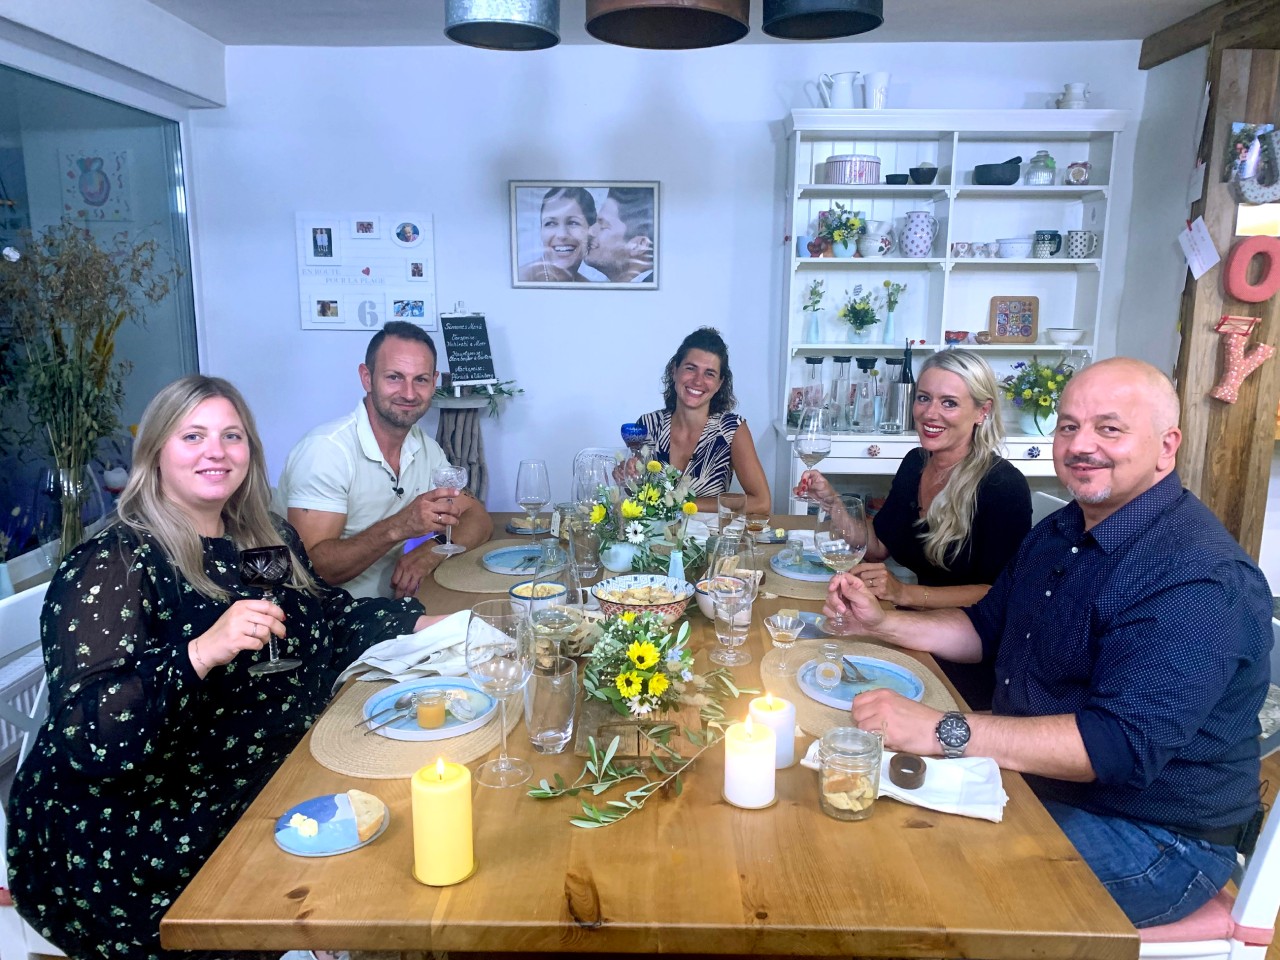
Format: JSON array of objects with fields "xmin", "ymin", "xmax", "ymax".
[
  {"xmin": 1001, "ymin": 358, "xmax": 1073, "ymax": 436},
  {"xmin": 817, "ymin": 202, "xmax": 864, "ymax": 257},
  {"xmin": 801, "ymin": 279, "xmax": 825, "ymax": 341},
  {"xmin": 837, "ymin": 285, "xmax": 883, "ymax": 343}
]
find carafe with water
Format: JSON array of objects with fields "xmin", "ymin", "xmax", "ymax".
[
  {"xmin": 850, "ymin": 356, "xmax": 878, "ymax": 434},
  {"xmin": 829, "ymin": 355, "xmax": 852, "ymax": 432}
]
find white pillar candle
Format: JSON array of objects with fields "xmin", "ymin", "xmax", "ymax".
[
  {"xmin": 748, "ymin": 693, "xmax": 797, "ymax": 769},
  {"xmin": 723, "ymin": 715, "xmax": 776, "ymax": 808}
]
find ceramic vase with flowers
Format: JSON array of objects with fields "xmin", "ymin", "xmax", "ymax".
[
  {"xmin": 881, "ymin": 280, "xmax": 906, "ymax": 345},
  {"xmin": 838, "ymin": 285, "xmax": 883, "ymax": 343},
  {"xmin": 817, "ymin": 203, "xmax": 864, "ymax": 258},
  {"xmin": 589, "ymin": 459, "xmax": 705, "ymax": 580},
  {"xmin": 1001, "ymin": 358, "xmax": 1073, "ymax": 436},
  {"xmin": 0, "ymin": 224, "xmax": 176, "ymax": 564},
  {"xmin": 801, "ymin": 278, "xmax": 825, "ymax": 342}
]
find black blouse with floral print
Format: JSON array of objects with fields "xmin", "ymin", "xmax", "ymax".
[{"xmin": 7, "ymin": 522, "xmax": 422, "ymax": 960}]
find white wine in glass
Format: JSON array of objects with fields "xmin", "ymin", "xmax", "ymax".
[
  {"xmin": 816, "ymin": 495, "xmax": 869, "ymax": 632},
  {"xmin": 514, "ymin": 459, "xmax": 551, "ymax": 531},
  {"xmin": 430, "ymin": 464, "xmax": 469, "ymax": 557},
  {"xmin": 795, "ymin": 407, "xmax": 832, "ymax": 471}
]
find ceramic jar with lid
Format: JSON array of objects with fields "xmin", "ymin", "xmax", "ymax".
[
  {"xmin": 1066, "ymin": 161, "xmax": 1092, "ymax": 185},
  {"xmin": 1024, "ymin": 150, "xmax": 1056, "ymax": 186}
]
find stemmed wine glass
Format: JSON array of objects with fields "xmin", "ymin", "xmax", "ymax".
[
  {"xmin": 430, "ymin": 464, "xmax": 469, "ymax": 557},
  {"xmin": 620, "ymin": 422, "xmax": 648, "ymax": 456},
  {"xmin": 814, "ymin": 494, "xmax": 869, "ymax": 634},
  {"xmin": 239, "ymin": 545, "xmax": 301, "ymax": 676},
  {"xmin": 708, "ymin": 529, "xmax": 758, "ymax": 667},
  {"xmin": 514, "ymin": 459, "xmax": 551, "ymax": 534},
  {"xmin": 466, "ymin": 600, "xmax": 534, "ymax": 788},
  {"xmin": 794, "ymin": 407, "xmax": 832, "ymax": 506}
]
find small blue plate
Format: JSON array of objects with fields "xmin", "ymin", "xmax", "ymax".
[
  {"xmin": 505, "ymin": 519, "xmax": 551, "ymax": 536},
  {"xmin": 769, "ymin": 549, "xmax": 832, "ymax": 583},
  {"xmin": 796, "ymin": 655, "xmax": 926, "ymax": 710},
  {"xmin": 754, "ymin": 528, "xmax": 788, "ymax": 544},
  {"xmin": 274, "ymin": 793, "xmax": 389, "ymax": 858},
  {"xmin": 481, "ymin": 544, "xmax": 564, "ymax": 576},
  {"xmin": 798, "ymin": 611, "xmax": 830, "ymax": 638}
]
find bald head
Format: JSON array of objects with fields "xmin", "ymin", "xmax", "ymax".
[
  {"xmin": 1054, "ymin": 357, "xmax": 1182, "ymax": 528},
  {"xmin": 1064, "ymin": 358, "xmax": 1180, "ymax": 434}
]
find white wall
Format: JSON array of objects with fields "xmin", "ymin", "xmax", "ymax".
[{"xmin": 188, "ymin": 41, "xmax": 1148, "ymax": 513}]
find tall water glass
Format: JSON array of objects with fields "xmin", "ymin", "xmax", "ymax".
[
  {"xmin": 466, "ymin": 600, "xmax": 534, "ymax": 788},
  {"xmin": 708, "ymin": 530, "xmax": 758, "ymax": 667},
  {"xmin": 523, "ymin": 655, "xmax": 578, "ymax": 754}
]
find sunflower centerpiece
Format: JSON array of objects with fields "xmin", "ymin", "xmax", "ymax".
[
  {"xmin": 589, "ymin": 458, "xmax": 706, "ymax": 579},
  {"xmin": 583, "ymin": 612, "xmax": 693, "ymax": 719}
]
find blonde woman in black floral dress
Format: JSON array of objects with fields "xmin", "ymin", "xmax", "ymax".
[{"xmin": 7, "ymin": 375, "xmax": 437, "ymax": 959}]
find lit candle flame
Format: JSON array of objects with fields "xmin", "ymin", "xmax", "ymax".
[
  {"xmin": 436, "ymin": 757, "xmax": 446, "ymax": 780},
  {"xmin": 764, "ymin": 693, "xmax": 776, "ymax": 708},
  {"xmin": 744, "ymin": 715, "xmax": 754, "ymax": 735}
]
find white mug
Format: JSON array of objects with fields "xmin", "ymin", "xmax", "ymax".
[{"xmin": 864, "ymin": 71, "xmax": 890, "ymax": 109}]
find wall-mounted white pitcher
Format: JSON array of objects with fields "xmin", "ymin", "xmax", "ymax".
[{"xmin": 818, "ymin": 72, "xmax": 860, "ymax": 109}]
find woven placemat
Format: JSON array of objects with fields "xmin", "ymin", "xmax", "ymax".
[
  {"xmin": 760, "ymin": 639, "xmax": 957, "ymax": 738},
  {"xmin": 310, "ymin": 680, "xmax": 522, "ymax": 779},
  {"xmin": 432, "ymin": 538, "xmax": 544, "ymax": 594}
]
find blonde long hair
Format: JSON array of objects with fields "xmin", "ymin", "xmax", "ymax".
[
  {"xmin": 116, "ymin": 375, "xmax": 319, "ymax": 601},
  {"xmin": 915, "ymin": 350, "xmax": 1005, "ymax": 570}
]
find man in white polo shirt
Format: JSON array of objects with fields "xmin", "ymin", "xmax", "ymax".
[{"xmin": 276, "ymin": 321, "xmax": 492, "ymax": 599}]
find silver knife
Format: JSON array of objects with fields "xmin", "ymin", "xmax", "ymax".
[{"xmin": 363, "ymin": 708, "xmax": 413, "ymax": 736}]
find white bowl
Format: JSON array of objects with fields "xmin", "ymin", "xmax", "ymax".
[
  {"xmin": 693, "ymin": 577, "xmax": 752, "ymax": 624},
  {"xmin": 997, "ymin": 238, "xmax": 1033, "ymax": 258},
  {"xmin": 508, "ymin": 580, "xmax": 568, "ymax": 616},
  {"xmin": 1046, "ymin": 328, "xmax": 1086, "ymax": 346}
]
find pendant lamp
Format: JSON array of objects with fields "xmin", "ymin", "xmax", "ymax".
[
  {"xmin": 444, "ymin": 0, "xmax": 560, "ymax": 51},
  {"xmin": 585, "ymin": 0, "xmax": 749, "ymax": 50},
  {"xmin": 762, "ymin": 0, "xmax": 884, "ymax": 40}
]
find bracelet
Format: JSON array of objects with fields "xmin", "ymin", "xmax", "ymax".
[{"xmin": 191, "ymin": 638, "xmax": 211, "ymax": 673}]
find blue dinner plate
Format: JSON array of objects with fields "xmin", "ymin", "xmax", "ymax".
[
  {"xmin": 505, "ymin": 519, "xmax": 551, "ymax": 536},
  {"xmin": 481, "ymin": 545, "xmax": 564, "ymax": 576},
  {"xmin": 274, "ymin": 792, "xmax": 389, "ymax": 858},
  {"xmin": 798, "ymin": 611, "xmax": 830, "ymax": 638},
  {"xmin": 769, "ymin": 549, "xmax": 832, "ymax": 583},
  {"xmin": 796, "ymin": 655, "xmax": 925, "ymax": 710},
  {"xmin": 362, "ymin": 677, "xmax": 496, "ymax": 742}
]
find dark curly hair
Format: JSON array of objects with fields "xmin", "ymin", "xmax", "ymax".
[{"xmin": 661, "ymin": 327, "xmax": 736, "ymax": 416}]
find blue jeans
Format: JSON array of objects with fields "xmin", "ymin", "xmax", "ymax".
[{"xmin": 1042, "ymin": 800, "xmax": 1239, "ymax": 927}]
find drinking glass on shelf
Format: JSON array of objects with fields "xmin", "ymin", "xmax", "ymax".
[
  {"xmin": 514, "ymin": 459, "xmax": 551, "ymax": 533},
  {"xmin": 815, "ymin": 495, "xmax": 869, "ymax": 634},
  {"xmin": 708, "ymin": 530, "xmax": 758, "ymax": 667},
  {"xmin": 430, "ymin": 464, "xmax": 469, "ymax": 556},
  {"xmin": 794, "ymin": 408, "xmax": 832, "ymax": 504},
  {"xmin": 466, "ymin": 600, "xmax": 534, "ymax": 788},
  {"xmin": 239, "ymin": 545, "xmax": 301, "ymax": 676}
]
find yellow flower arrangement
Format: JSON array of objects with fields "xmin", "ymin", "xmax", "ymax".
[
  {"xmin": 584, "ymin": 613, "xmax": 695, "ymax": 718},
  {"xmin": 1001, "ymin": 359, "xmax": 1074, "ymax": 426}
]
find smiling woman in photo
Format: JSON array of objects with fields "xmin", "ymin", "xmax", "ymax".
[{"xmin": 517, "ymin": 185, "xmax": 597, "ymax": 283}]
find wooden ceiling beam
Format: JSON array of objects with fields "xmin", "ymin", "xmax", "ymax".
[{"xmin": 1140, "ymin": 0, "xmax": 1280, "ymax": 70}]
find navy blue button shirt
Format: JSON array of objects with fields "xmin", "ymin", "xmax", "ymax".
[{"xmin": 966, "ymin": 472, "xmax": 1271, "ymax": 834}]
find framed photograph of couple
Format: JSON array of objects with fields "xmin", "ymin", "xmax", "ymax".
[{"xmin": 510, "ymin": 180, "xmax": 659, "ymax": 289}]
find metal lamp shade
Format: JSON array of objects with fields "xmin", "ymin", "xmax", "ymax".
[
  {"xmin": 585, "ymin": 0, "xmax": 749, "ymax": 50},
  {"xmin": 762, "ymin": 0, "xmax": 884, "ymax": 40},
  {"xmin": 444, "ymin": 0, "xmax": 560, "ymax": 51}
]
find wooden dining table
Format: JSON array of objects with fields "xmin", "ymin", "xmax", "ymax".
[{"xmin": 161, "ymin": 514, "xmax": 1138, "ymax": 959}]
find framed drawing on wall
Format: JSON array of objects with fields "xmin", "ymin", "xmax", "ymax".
[
  {"xmin": 510, "ymin": 180, "xmax": 658, "ymax": 289},
  {"xmin": 987, "ymin": 295, "xmax": 1039, "ymax": 343}
]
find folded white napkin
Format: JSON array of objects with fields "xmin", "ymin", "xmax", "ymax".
[
  {"xmin": 801, "ymin": 740, "xmax": 1008, "ymax": 823},
  {"xmin": 334, "ymin": 609, "xmax": 471, "ymax": 691}
]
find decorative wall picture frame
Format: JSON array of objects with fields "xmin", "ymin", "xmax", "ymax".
[
  {"xmin": 511, "ymin": 180, "xmax": 658, "ymax": 289},
  {"xmin": 296, "ymin": 213, "xmax": 436, "ymax": 331},
  {"xmin": 351, "ymin": 216, "xmax": 381, "ymax": 239},
  {"xmin": 988, "ymin": 295, "xmax": 1039, "ymax": 343},
  {"xmin": 59, "ymin": 147, "xmax": 133, "ymax": 221}
]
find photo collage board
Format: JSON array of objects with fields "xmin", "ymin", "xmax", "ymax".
[{"xmin": 295, "ymin": 212, "xmax": 437, "ymax": 331}]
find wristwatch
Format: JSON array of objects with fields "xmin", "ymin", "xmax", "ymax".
[{"xmin": 936, "ymin": 711, "xmax": 971, "ymax": 758}]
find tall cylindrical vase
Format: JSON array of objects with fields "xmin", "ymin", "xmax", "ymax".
[{"xmin": 881, "ymin": 309, "xmax": 895, "ymax": 344}]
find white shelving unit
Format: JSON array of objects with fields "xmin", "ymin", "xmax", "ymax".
[{"xmin": 776, "ymin": 108, "xmax": 1128, "ymax": 511}]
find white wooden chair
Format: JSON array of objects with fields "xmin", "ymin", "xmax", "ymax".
[
  {"xmin": 0, "ymin": 583, "xmax": 64, "ymax": 959},
  {"xmin": 1031, "ymin": 490, "xmax": 1069, "ymax": 526},
  {"xmin": 1139, "ymin": 806, "xmax": 1280, "ymax": 959}
]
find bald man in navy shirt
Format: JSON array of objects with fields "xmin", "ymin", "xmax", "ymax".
[{"xmin": 824, "ymin": 358, "xmax": 1270, "ymax": 928}]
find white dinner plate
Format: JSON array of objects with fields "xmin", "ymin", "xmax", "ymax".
[
  {"xmin": 362, "ymin": 677, "xmax": 496, "ymax": 742},
  {"xmin": 796, "ymin": 655, "xmax": 925, "ymax": 710}
]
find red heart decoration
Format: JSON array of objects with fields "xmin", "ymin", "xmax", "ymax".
[{"xmin": 362, "ymin": 267, "xmax": 371, "ymax": 276}]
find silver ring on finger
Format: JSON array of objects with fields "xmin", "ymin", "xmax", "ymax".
[{"xmin": 253, "ymin": 622, "xmax": 260, "ymax": 639}]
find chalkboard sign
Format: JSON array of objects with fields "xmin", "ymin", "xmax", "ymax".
[{"xmin": 440, "ymin": 313, "xmax": 497, "ymax": 387}]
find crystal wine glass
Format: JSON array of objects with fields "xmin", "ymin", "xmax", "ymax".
[
  {"xmin": 794, "ymin": 407, "xmax": 832, "ymax": 504},
  {"xmin": 430, "ymin": 464, "xmax": 469, "ymax": 557},
  {"xmin": 514, "ymin": 459, "xmax": 551, "ymax": 534},
  {"xmin": 708, "ymin": 529, "xmax": 758, "ymax": 667},
  {"xmin": 620, "ymin": 422, "xmax": 648, "ymax": 455},
  {"xmin": 815, "ymin": 494, "xmax": 869, "ymax": 634},
  {"xmin": 239, "ymin": 545, "xmax": 301, "ymax": 676},
  {"xmin": 466, "ymin": 600, "xmax": 534, "ymax": 788}
]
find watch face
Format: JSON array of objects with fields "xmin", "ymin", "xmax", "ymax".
[{"xmin": 937, "ymin": 713, "xmax": 970, "ymax": 748}]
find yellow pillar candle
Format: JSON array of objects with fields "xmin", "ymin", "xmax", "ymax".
[
  {"xmin": 411, "ymin": 757, "xmax": 474, "ymax": 885},
  {"xmin": 748, "ymin": 693, "xmax": 797, "ymax": 768},
  {"xmin": 723, "ymin": 715, "xmax": 776, "ymax": 809}
]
